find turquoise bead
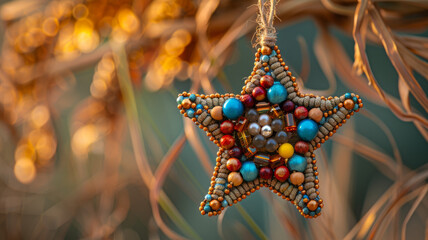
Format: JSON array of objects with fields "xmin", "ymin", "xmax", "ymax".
[
  {"xmin": 261, "ymin": 55, "xmax": 269, "ymax": 62},
  {"xmin": 353, "ymin": 96, "xmax": 358, "ymax": 102},
  {"xmin": 302, "ymin": 207, "xmax": 309, "ymax": 215},
  {"xmin": 269, "ymin": 51, "xmax": 277, "ymax": 57},
  {"xmin": 345, "ymin": 93, "xmax": 351, "ymax": 99},
  {"xmin": 204, "ymin": 205, "xmax": 211, "ymax": 212},
  {"xmin": 288, "ymin": 154, "xmax": 307, "ymax": 172},
  {"xmin": 187, "ymin": 109, "xmax": 195, "ymax": 118},
  {"xmin": 196, "ymin": 104, "xmax": 203, "ymax": 110},
  {"xmin": 189, "ymin": 94, "xmax": 196, "ymax": 102},
  {"xmin": 354, "ymin": 104, "xmax": 359, "ymax": 111},
  {"xmin": 240, "ymin": 161, "xmax": 258, "ymax": 181},
  {"xmin": 310, "ymin": 211, "xmax": 315, "ymax": 216},
  {"xmin": 267, "ymin": 82, "xmax": 287, "ymax": 104},
  {"xmin": 176, "ymin": 96, "xmax": 184, "ymax": 104},
  {"xmin": 205, "ymin": 194, "xmax": 212, "ymax": 201},
  {"xmin": 222, "ymin": 200, "xmax": 228, "ymax": 207},
  {"xmin": 316, "ymin": 207, "xmax": 321, "ymax": 214},
  {"xmin": 297, "ymin": 119, "xmax": 318, "ymax": 141},
  {"xmin": 223, "ymin": 98, "xmax": 244, "ymax": 120}
]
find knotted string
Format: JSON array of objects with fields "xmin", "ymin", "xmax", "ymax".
[{"xmin": 256, "ymin": 0, "xmax": 278, "ymax": 47}]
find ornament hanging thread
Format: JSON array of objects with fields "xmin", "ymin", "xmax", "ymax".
[{"xmin": 176, "ymin": 0, "xmax": 363, "ymax": 218}]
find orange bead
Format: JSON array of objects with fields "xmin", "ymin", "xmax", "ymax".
[
  {"xmin": 289, "ymin": 172, "xmax": 304, "ymax": 186},
  {"xmin": 211, "ymin": 106, "xmax": 223, "ymax": 120},
  {"xmin": 261, "ymin": 46, "xmax": 272, "ymax": 55},
  {"xmin": 210, "ymin": 199, "xmax": 221, "ymax": 210},
  {"xmin": 307, "ymin": 200, "xmax": 318, "ymax": 211},
  {"xmin": 228, "ymin": 172, "xmax": 243, "ymax": 186},
  {"xmin": 182, "ymin": 99, "xmax": 191, "ymax": 109},
  {"xmin": 344, "ymin": 99, "xmax": 355, "ymax": 110}
]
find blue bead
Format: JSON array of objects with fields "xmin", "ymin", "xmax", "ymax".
[
  {"xmin": 303, "ymin": 207, "xmax": 309, "ymax": 215},
  {"xmin": 269, "ymin": 51, "xmax": 277, "ymax": 57},
  {"xmin": 222, "ymin": 200, "xmax": 228, "ymax": 207},
  {"xmin": 354, "ymin": 104, "xmax": 359, "ymax": 111},
  {"xmin": 196, "ymin": 104, "xmax": 203, "ymax": 110},
  {"xmin": 222, "ymin": 98, "xmax": 244, "ymax": 120},
  {"xmin": 204, "ymin": 205, "xmax": 211, "ymax": 212},
  {"xmin": 297, "ymin": 119, "xmax": 318, "ymax": 141},
  {"xmin": 319, "ymin": 117, "xmax": 326, "ymax": 125},
  {"xmin": 353, "ymin": 96, "xmax": 358, "ymax": 102},
  {"xmin": 241, "ymin": 156, "xmax": 248, "ymax": 161},
  {"xmin": 345, "ymin": 93, "xmax": 351, "ymax": 99},
  {"xmin": 303, "ymin": 194, "xmax": 308, "ymax": 199},
  {"xmin": 288, "ymin": 154, "xmax": 307, "ymax": 172},
  {"xmin": 267, "ymin": 82, "xmax": 287, "ymax": 104},
  {"xmin": 310, "ymin": 212, "xmax": 315, "ymax": 216},
  {"xmin": 205, "ymin": 194, "xmax": 212, "ymax": 201},
  {"xmin": 261, "ymin": 55, "xmax": 269, "ymax": 62},
  {"xmin": 187, "ymin": 109, "xmax": 195, "ymax": 118},
  {"xmin": 176, "ymin": 96, "xmax": 184, "ymax": 104},
  {"xmin": 189, "ymin": 94, "xmax": 196, "ymax": 102},
  {"xmin": 316, "ymin": 207, "xmax": 321, "ymax": 214},
  {"xmin": 240, "ymin": 161, "xmax": 258, "ymax": 181},
  {"xmin": 266, "ymin": 72, "xmax": 272, "ymax": 76}
]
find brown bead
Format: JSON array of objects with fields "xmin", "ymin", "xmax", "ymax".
[
  {"xmin": 228, "ymin": 172, "xmax": 243, "ymax": 186},
  {"xmin": 209, "ymin": 199, "xmax": 221, "ymax": 210},
  {"xmin": 211, "ymin": 106, "xmax": 223, "ymax": 120},
  {"xmin": 344, "ymin": 99, "xmax": 355, "ymax": 110},
  {"xmin": 307, "ymin": 200, "xmax": 318, "ymax": 211},
  {"xmin": 261, "ymin": 46, "xmax": 272, "ymax": 55},
  {"xmin": 289, "ymin": 172, "xmax": 304, "ymax": 186},
  {"xmin": 182, "ymin": 99, "xmax": 191, "ymax": 109}
]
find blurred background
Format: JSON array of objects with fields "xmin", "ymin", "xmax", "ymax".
[{"xmin": 0, "ymin": 0, "xmax": 427, "ymax": 239}]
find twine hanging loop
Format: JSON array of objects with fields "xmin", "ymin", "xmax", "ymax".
[{"xmin": 257, "ymin": 0, "xmax": 278, "ymax": 47}]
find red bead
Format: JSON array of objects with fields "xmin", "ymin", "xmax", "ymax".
[
  {"xmin": 259, "ymin": 167, "xmax": 273, "ymax": 179},
  {"xmin": 274, "ymin": 166, "xmax": 290, "ymax": 182},
  {"xmin": 220, "ymin": 120, "xmax": 234, "ymax": 134},
  {"xmin": 226, "ymin": 158, "xmax": 242, "ymax": 171},
  {"xmin": 229, "ymin": 146, "xmax": 242, "ymax": 158},
  {"xmin": 240, "ymin": 94, "xmax": 255, "ymax": 108},
  {"xmin": 295, "ymin": 141, "xmax": 309, "ymax": 154},
  {"xmin": 220, "ymin": 135, "xmax": 235, "ymax": 149},
  {"xmin": 252, "ymin": 86, "xmax": 266, "ymax": 101},
  {"xmin": 294, "ymin": 106, "xmax": 308, "ymax": 120},
  {"xmin": 260, "ymin": 75, "xmax": 274, "ymax": 89},
  {"xmin": 282, "ymin": 100, "xmax": 295, "ymax": 113}
]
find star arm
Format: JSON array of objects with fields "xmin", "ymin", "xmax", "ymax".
[{"xmin": 177, "ymin": 92, "xmax": 241, "ymax": 147}]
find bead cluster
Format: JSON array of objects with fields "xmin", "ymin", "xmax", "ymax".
[{"xmin": 176, "ymin": 44, "xmax": 363, "ymax": 218}]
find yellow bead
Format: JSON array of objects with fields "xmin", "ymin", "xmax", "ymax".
[{"xmin": 278, "ymin": 143, "xmax": 294, "ymax": 159}]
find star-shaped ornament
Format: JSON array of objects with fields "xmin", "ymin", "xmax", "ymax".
[{"xmin": 176, "ymin": 45, "xmax": 363, "ymax": 218}]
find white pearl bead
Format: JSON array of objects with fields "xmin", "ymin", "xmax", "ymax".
[{"xmin": 261, "ymin": 125, "xmax": 273, "ymax": 137}]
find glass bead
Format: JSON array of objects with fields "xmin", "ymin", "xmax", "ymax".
[
  {"xmin": 271, "ymin": 119, "xmax": 284, "ymax": 132},
  {"xmin": 240, "ymin": 161, "xmax": 258, "ymax": 181},
  {"xmin": 254, "ymin": 154, "xmax": 270, "ymax": 166},
  {"xmin": 189, "ymin": 94, "xmax": 196, "ymax": 102},
  {"xmin": 176, "ymin": 96, "xmax": 184, "ymax": 104},
  {"xmin": 248, "ymin": 122, "xmax": 261, "ymax": 136},
  {"xmin": 275, "ymin": 131, "xmax": 289, "ymax": 144},
  {"xmin": 261, "ymin": 55, "xmax": 269, "ymax": 62},
  {"xmin": 234, "ymin": 116, "xmax": 248, "ymax": 132},
  {"xmin": 261, "ymin": 125, "xmax": 273, "ymax": 137},
  {"xmin": 245, "ymin": 109, "xmax": 259, "ymax": 122},
  {"xmin": 240, "ymin": 94, "xmax": 255, "ymax": 107},
  {"xmin": 259, "ymin": 166, "xmax": 273, "ymax": 179},
  {"xmin": 256, "ymin": 102, "xmax": 270, "ymax": 114},
  {"xmin": 258, "ymin": 114, "xmax": 271, "ymax": 126},
  {"xmin": 252, "ymin": 134, "xmax": 266, "ymax": 148},
  {"xmin": 285, "ymin": 113, "xmax": 297, "ymax": 132},
  {"xmin": 265, "ymin": 138, "xmax": 278, "ymax": 152},
  {"xmin": 281, "ymin": 100, "xmax": 295, "ymax": 113},
  {"xmin": 274, "ymin": 166, "xmax": 290, "ymax": 182}
]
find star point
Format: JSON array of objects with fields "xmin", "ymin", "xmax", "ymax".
[{"xmin": 176, "ymin": 44, "xmax": 363, "ymax": 218}]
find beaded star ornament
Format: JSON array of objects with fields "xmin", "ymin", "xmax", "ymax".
[{"xmin": 176, "ymin": 0, "xmax": 363, "ymax": 218}]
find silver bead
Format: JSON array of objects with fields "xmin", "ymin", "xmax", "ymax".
[
  {"xmin": 258, "ymin": 114, "xmax": 271, "ymax": 126},
  {"xmin": 261, "ymin": 125, "xmax": 273, "ymax": 138},
  {"xmin": 248, "ymin": 123, "xmax": 261, "ymax": 136},
  {"xmin": 246, "ymin": 109, "xmax": 259, "ymax": 122}
]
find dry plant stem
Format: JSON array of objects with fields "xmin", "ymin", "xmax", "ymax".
[
  {"xmin": 150, "ymin": 134, "xmax": 188, "ymax": 240},
  {"xmin": 344, "ymin": 165, "xmax": 428, "ymax": 240},
  {"xmin": 352, "ymin": 0, "xmax": 428, "ymax": 130},
  {"xmin": 401, "ymin": 185, "xmax": 428, "ymax": 240},
  {"xmin": 113, "ymin": 43, "xmax": 197, "ymax": 240}
]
